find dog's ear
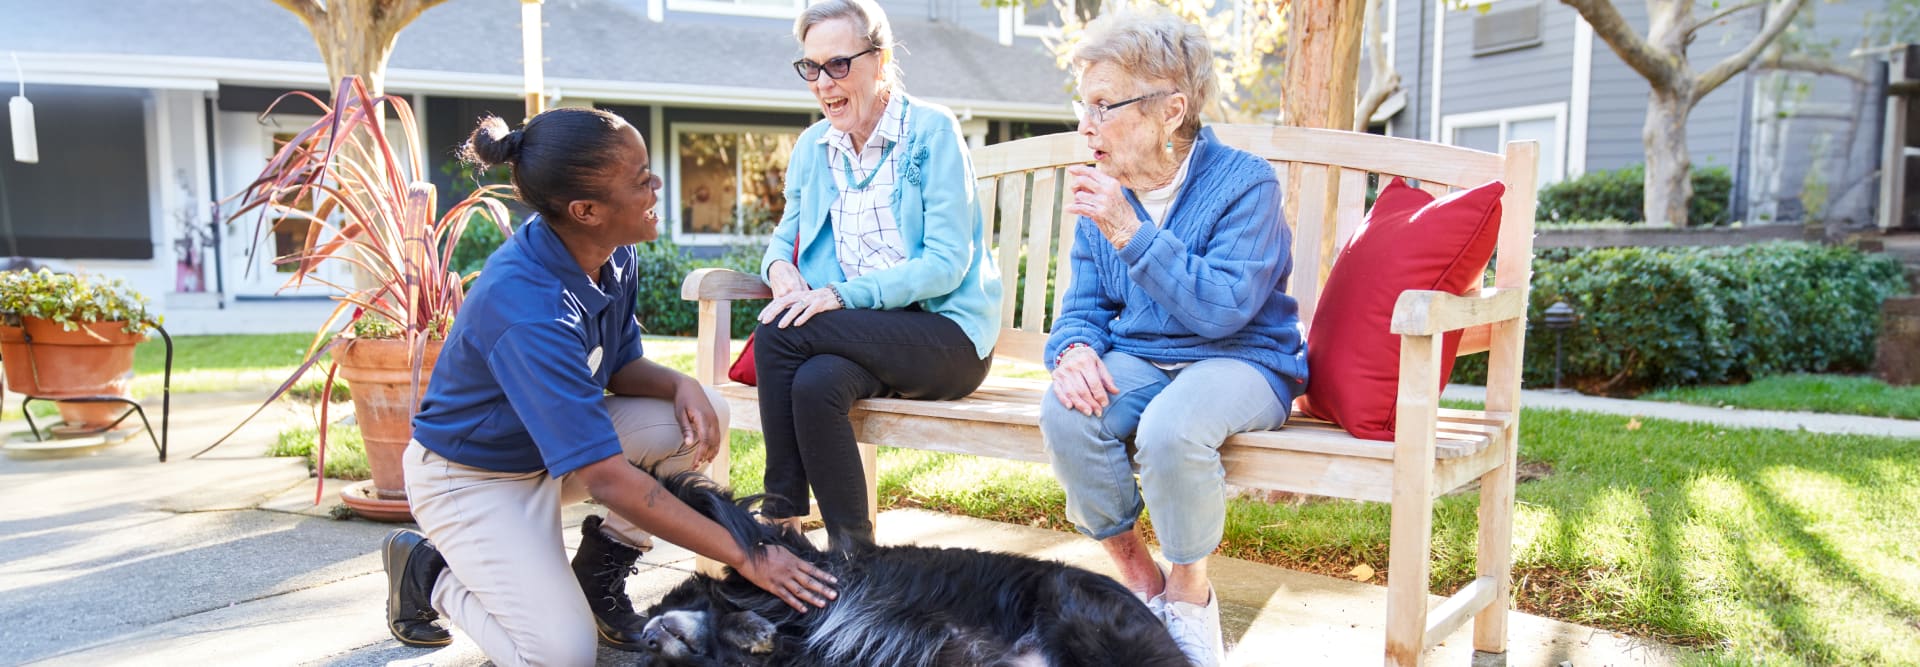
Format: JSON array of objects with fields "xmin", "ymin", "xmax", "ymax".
[
  {"xmin": 719, "ymin": 611, "xmax": 778, "ymax": 655},
  {"xmin": 661, "ymin": 472, "xmax": 765, "ymax": 559}
]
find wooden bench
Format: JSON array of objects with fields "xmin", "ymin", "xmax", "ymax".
[{"xmin": 682, "ymin": 125, "xmax": 1537, "ymax": 667}]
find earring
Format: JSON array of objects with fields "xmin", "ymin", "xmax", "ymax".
[{"xmin": 1164, "ymin": 140, "xmax": 1174, "ymax": 154}]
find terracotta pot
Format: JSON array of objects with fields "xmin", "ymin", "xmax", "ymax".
[
  {"xmin": 54, "ymin": 402, "xmax": 137, "ymax": 434},
  {"xmin": 0, "ymin": 318, "xmax": 146, "ymax": 398},
  {"xmin": 335, "ymin": 336, "xmax": 441, "ymax": 506}
]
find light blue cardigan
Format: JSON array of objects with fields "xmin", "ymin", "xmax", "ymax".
[{"xmin": 761, "ymin": 93, "xmax": 1003, "ymax": 359}]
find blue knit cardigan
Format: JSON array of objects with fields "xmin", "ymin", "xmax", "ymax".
[{"xmin": 1043, "ymin": 127, "xmax": 1309, "ymax": 400}]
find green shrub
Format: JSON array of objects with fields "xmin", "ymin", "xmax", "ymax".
[
  {"xmin": 450, "ymin": 218, "xmax": 510, "ymax": 276},
  {"xmin": 1452, "ymin": 242, "xmax": 1906, "ymax": 392},
  {"xmin": 632, "ymin": 237, "xmax": 763, "ymax": 339},
  {"xmin": 1536, "ymin": 164, "xmax": 1733, "ymax": 226}
]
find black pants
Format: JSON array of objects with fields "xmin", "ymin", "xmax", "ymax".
[{"xmin": 754, "ymin": 307, "xmax": 992, "ymax": 548}]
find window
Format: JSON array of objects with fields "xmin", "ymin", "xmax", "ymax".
[
  {"xmin": 0, "ymin": 84, "xmax": 153, "ymax": 259},
  {"xmin": 670, "ymin": 125, "xmax": 802, "ymax": 244},
  {"xmin": 1441, "ymin": 103, "xmax": 1565, "ymax": 187},
  {"xmin": 1472, "ymin": 1, "xmax": 1543, "ymax": 56},
  {"xmin": 1014, "ymin": 1, "xmax": 1063, "ymax": 39},
  {"xmin": 269, "ymin": 132, "xmax": 316, "ymax": 274},
  {"xmin": 666, "ymin": 0, "xmax": 803, "ymax": 19}
]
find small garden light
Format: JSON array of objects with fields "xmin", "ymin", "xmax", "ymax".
[{"xmin": 1544, "ymin": 300, "xmax": 1576, "ymax": 391}]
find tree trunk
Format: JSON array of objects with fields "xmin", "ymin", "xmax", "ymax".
[
  {"xmin": 1282, "ymin": 0, "xmax": 1366, "ymax": 131},
  {"xmin": 1643, "ymin": 90, "xmax": 1693, "ymax": 227},
  {"xmin": 274, "ymin": 0, "xmax": 449, "ymax": 99}
]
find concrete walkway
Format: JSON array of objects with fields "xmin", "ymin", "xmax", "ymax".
[
  {"xmin": 0, "ymin": 392, "xmax": 1684, "ymax": 666},
  {"xmin": 1442, "ymin": 385, "xmax": 1920, "ymax": 440}
]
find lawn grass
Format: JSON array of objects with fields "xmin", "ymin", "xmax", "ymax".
[
  {"xmin": 1641, "ymin": 374, "xmax": 1920, "ymax": 421},
  {"xmin": 126, "ymin": 332, "xmax": 330, "ymax": 397}
]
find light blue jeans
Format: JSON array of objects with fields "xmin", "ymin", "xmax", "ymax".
[{"xmin": 1041, "ymin": 351, "xmax": 1292, "ymax": 564}]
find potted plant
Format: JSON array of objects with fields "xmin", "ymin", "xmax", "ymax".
[
  {"xmin": 223, "ymin": 76, "xmax": 510, "ymax": 520},
  {"xmin": 0, "ymin": 269, "xmax": 162, "ymax": 433}
]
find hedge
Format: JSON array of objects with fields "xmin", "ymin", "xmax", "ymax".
[
  {"xmin": 1536, "ymin": 164, "xmax": 1733, "ymax": 226},
  {"xmin": 632, "ymin": 238, "xmax": 763, "ymax": 339},
  {"xmin": 1450, "ymin": 242, "xmax": 1907, "ymax": 393}
]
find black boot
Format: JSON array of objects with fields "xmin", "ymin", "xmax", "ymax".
[
  {"xmin": 572, "ymin": 515, "xmax": 649, "ymax": 651},
  {"xmin": 382, "ymin": 529, "xmax": 452, "ymax": 648}
]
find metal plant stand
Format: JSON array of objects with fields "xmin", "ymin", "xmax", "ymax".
[{"xmin": 6, "ymin": 324, "xmax": 173, "ymax": 461}]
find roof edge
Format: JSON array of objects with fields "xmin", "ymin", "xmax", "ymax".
[{"xmin": 4, "ymin": 52, "xmax": 1073, "ymax": 122}]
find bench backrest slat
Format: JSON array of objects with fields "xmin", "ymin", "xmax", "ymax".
[
  {"xmin": 1020, "ymin": 168, "xmax": 1063, "ymax": 332},
  {"xmin": 1289, "ymin": 163, "xmax": 1331, "ymax": 331},
  {"xmin": 994, "ymin": 173, "xmax": 1028, "ymax": 332},
  {"xmin": 969, "ymin": 125, "xmax": 1534, "ymax": 363}
]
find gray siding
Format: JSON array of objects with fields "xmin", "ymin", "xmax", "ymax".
[
  {"xmin": 1679, "ymin": 8, "xmax": 1753, "ymax": 173},
  {"xmin": 1437, "ymin": 2, "xmax": 1576, "ymax": 118}
]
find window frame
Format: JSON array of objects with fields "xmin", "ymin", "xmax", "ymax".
[
  {"xmin": 1008, "ymin": 2, "xmax": 1064, "ymax": 40},
  {"xmin": 665, "ymin": 0, "xmax": 804, "ymax": 20},
  {"xmin": 667, "ymin": 122, "xmax": 807, "ymax": 246},
  {"xmin": 1439, "ymin": 102, "xmax": 1566, "ymax": 186}
]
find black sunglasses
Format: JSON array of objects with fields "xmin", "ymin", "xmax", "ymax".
[{"xmin": 793, "ymin": 47, "xmax": 880, "ymax": 82}]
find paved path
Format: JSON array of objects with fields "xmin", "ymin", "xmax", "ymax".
[
  {"xmin": 1443, "ymin": 385, "xmax": 1920, "ymax": 439},
  {"xmin": 1, "ymin": 392, "xmax": 1682, "ymax": 666}
]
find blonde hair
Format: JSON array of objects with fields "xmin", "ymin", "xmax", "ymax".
[
  {"xmin": 1071, "ymin": 8, "xmax": 1217, "ymax": 140},
  {"xmin": 794, "ymin": 0, "xmax": 903, "ymax": 91}
]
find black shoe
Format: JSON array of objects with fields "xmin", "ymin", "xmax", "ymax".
[
  {"xmin": 383, "ymin": 529, "xmax": 453, "ymax": 648},
  {"xmin": 572, "ymin": 515, "xmax": 650, "ymax": 651}
]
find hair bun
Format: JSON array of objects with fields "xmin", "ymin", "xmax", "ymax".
[{"xmin": 463, "ymin": 115, "xmax": 524, "ymax": 168}]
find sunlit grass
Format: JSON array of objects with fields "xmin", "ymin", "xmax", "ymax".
[{"xmin": 1642, "ymin": 374, "xmax": 1920, "ymax": 420}]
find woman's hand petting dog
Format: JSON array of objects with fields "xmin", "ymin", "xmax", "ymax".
[{"xmin": 735, "ymin": 544, "xmax": 837, "ymax": 613}]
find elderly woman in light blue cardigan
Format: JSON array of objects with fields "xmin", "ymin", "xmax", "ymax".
[
  {"xmin": 1039, "ymin": 9, "xmax": 1307, "ymax": 667},
  {"xmin": 753, "ymin": 0, "xmax": 1001, "ymax": 552}
]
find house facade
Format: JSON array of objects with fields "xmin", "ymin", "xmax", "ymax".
[
  {"xmin": 1373, "ymin": 0, "xmax": 1890, "ymax": 228},
  {"xmin": 0, "ymin": 0, "xmax": 1074, "ymax": 334}
]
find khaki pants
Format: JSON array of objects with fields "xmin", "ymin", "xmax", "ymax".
[{"xmin": 403, "ymin": 388, "xmax": 728, "ymax": 667}]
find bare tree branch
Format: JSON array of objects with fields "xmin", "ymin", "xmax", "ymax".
[
  {"xmin": 271, "ymin": 0, "xmax": 325, "ymax": 27},
  {"xmin": 1353, "ymin": 0, "xmax": 1400, "ymax": 131},
  {"xmin": 379, "ymin": 0, "xmax": 449, "ymax": 34},
  {"xmin": 1758, "ymin": 52, "xmax": 1869, "ymax": 83},
  {"xmin": 1694, "ymin": 0, "xmax": 1812, "ymax": 102},
  {"xmin": 1686, "ymin": 0, "xmax": 1767, "ymax": 38},
  {"xmin": 1561, "ymin": 0, "xmax": 1678, "ymax": 88}
]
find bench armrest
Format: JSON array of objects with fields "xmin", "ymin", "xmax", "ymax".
[
  {"xmin": 1389, "ymin": 288, "xmax": 1527, "ymax": 336},
  {"xmin": 682, "ymin": 268, "xmax": 772, "ymax": 302}
]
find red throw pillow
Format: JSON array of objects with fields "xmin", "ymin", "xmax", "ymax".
[{"xmin": 1299, "ymin": 177, "xmax": 1505, "ymax": 441}]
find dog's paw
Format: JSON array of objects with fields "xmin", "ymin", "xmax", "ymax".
[{"xmin": 720, "ymin": 611, "xmax": 778, "ymax": 655}]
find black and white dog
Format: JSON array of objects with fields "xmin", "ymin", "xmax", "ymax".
[{"xmin": 634, "ymin": 473, "xmax": 1191, "ymax": 667}]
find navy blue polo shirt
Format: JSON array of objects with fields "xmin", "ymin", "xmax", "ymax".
[{"xmin": 411, "ymin": 216, "xmax": 645, "ymax": 477}]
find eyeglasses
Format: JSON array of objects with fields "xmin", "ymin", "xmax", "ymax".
[
  {"xmin": 793, "ymin": 47, "xmax": 880, "ymax": 82},
  {"xmin": 1072, "ymin": 91, "xmax": 1173, "ymax": 125}
]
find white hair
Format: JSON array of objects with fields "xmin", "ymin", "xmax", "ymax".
[
  {"xmin": 1071, "ymin": 7, "xmax": 1218, "ymax": 139},
  {"xmin": 794, "ymin": 0, "xmax": 904, "ymax": 91}
]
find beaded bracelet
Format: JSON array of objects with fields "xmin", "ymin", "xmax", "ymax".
[{"xmin": 1054, "ymin": 342, "xmax": 1090, "ymax": 367}]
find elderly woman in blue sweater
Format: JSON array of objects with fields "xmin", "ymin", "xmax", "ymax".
[
  {"xmin": 754, "ymin": 0, "xmax": 1001, "ymax": 552},
  {"xmin": 1039, "ymin": 9, "xmax": 1306, "ymax": 666}
]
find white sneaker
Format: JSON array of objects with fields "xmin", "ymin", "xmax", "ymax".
[
  {"xmin": 1138, "ymin": 590, "xmax": 1168, "ymax": 619},
  {"xmin": 1163, "ymin": 589, "xmax": 1224, "ymax": 667},
  {"xmin": 1134, "ymin": 563, "xmax": 1170, "ymax": 619}
]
